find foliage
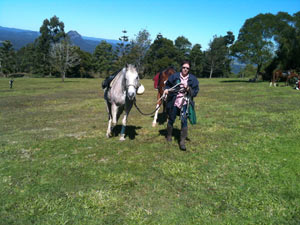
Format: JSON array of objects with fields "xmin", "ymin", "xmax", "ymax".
[
  {"xmin": 1, "ymin": 78, "xmax": 300, "ymax": 224},
  {"xmin": 93, "ymin": 41, "xmax": 116, "ymax": 77},
  {"xmin": 231, "ymin": 14, "xmax": 277, "ymax": 78},
  {"xmin": 115, "ymin": 30, "xmax": 131, "ymax": 68},
  {"xmin": 125, "ymin": 29, "xmax": 152, "ymax": 76},
  {"xmin": 144, "ymin": 34, "xmax": 178, "ymax": 77},
  {"xmin": 69, "ymin": 48, "xmax": 93, "ymax": 78},
  {"xmin": 189, "ymin": 44, "xmax": 204, "ymax": 77},
  {"xmin": 174, "ymin": 36, "xmax": 192, "ymax": 63},
  {"xmin": 50, "ymin": 38, "xmax": 80, "ymax": 82},
  {"xmin": 3, "ymin": 12, "xmax": 300, "ymax": 80},
  {"xmin": 238, "ymin": 64, "xmax": 257, "ymax": 78},
  {"xmin": 0, "ymin": 40, "xmax": 16, "ymax": 75},
  {"xmin": 204, "ymin": 31, "xmax": 234, "ymax": 78},
  {"xmin": 35, "ymin": 15, "xmax": 66, "ymax": 75},
  {"xmin": 15, "ymin": 44, "xmax": 36, "ymax": 74},
  {"xmin": 273, "ymin": 12, "xmax": 300, "ymax": 71}
]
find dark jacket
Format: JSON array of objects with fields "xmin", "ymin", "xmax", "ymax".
[{"xmin": 165, "ymin": 72, "xmax": 199, "ymax": 110}]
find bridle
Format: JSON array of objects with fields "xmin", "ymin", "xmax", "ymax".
[{"xmin": 124, "ymin": 69, "xmax": 140, "ymax": 90}]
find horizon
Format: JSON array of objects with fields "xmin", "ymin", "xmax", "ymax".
[
  {"xmin": 0, "ymin": 26, "xmax": 120, "ymax": 42},
  {"xmin": 0, "ymin": 0, "xmax": 299, "ymax": 50}
]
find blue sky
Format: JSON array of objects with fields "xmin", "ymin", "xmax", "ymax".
[{"xmin": 1, "ymin": 0, "xmax": 299, "ymax": 50}]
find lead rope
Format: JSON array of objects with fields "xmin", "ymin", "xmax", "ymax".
[{"xmin": 134, "ymin": 82, "xmax": 182, "ymax": 116}]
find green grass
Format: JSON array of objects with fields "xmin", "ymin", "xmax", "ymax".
[{"xmin": 0, "ymin": 77, "xmax": 300, "ymax": 224}]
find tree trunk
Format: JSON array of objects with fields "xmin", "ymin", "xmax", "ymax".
[
  {"xmin": 255, "ymin": 64, "xmax": 261, "ymax": 79},
  {"xmin": 209, "ymin": 60, "xmax": 214, "ymax": 79},
  {"xmin": 62, "ymin": 71, "xmax": 65, "ymax": 82},
  {"xmin": 209, "ymin": 66, "xmax": 214, "ymax": 79}
]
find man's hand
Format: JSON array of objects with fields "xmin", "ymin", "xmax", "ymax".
[{"xmin": 184, "ymin": 84, "xmax": 189, "ymax": 91}]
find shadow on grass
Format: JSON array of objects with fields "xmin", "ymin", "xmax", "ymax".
[
  {"xmin": 156, "ymin": 112, "xmax": 168, "ymax": 125},
  {"xmin": 220, "ymin": 79, "xmax": 264, "ymax": 83},
  {"xmin": 57, "ymin": 80, "xmax": 81, "ymax": 83},
  {"xmin": 113, "ymin": 125, "xmax": 142, "ymax": 140},
  {"xmin": 159, "ymin": 127, "xmax": 191, "ymax": 150},
  {"xmin": 0, "ymin": 89, "xmax": 15, "ymax": 92},
  {"xmin": 159, "ymin": 127, "xmax": 180, "ymax": 143}
]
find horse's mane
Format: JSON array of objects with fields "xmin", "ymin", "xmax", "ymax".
[
  {"xmin": 162, "ymin": 66, "xmax": 176, "ymax": 73},
  {"xmin": 126, "ymin": 64, "xmax": 137, "ymax": 73}
]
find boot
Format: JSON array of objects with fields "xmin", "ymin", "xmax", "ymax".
[
  {"xmin": 166, "ymin": 124, "xmax": 173, "ymax": 142},
  {"xmin": 180, "ymin": 127, "xmax": 188, "ymax": 150}
]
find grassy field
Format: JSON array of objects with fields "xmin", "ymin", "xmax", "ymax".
[{"xmin": 0, "ymin": 77, "xmax": 300, "ymax": 224}]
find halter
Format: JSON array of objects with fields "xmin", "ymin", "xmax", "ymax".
[
  {"xmin": 126, "ymin": 83, "xmax": 138, "ymax": 90},
  {"xmin": 123, "ymin": 68, "xmax": 139, "ymax": 90}
]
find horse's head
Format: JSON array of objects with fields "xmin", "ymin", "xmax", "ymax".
[
  {"xmin": 124, "ymin": 64, "xmax": 144, "ymax": 100},
  {"xmin": 158, "ymin": 67, "xmax": 176, "ymax": 89}
]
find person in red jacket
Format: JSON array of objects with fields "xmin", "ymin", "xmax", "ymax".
[{"xmin": 153, "ymin": 72, "xmax": 160, "ymax": 89}]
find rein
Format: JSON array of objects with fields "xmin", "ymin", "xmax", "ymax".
[
  {"xmin": 133, "ymin": 82, "xmax": 182, "ymax": 116},
  {"xmin": 134, "ymin": 99, "xmax": 163, "ymax": 116}
]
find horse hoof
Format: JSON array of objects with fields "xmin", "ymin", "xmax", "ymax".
[{"xmin": 152, "ymin": 122, "xmax": 156, "ymax": 127}]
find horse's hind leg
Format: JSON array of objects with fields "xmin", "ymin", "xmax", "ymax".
[
  {"xmin": 152, "ymin": 104, "xmax": 160, "ymax": 127},
  {"xmin": 152, "ymin": 92, "xmax": 162, "ymax": 127}
]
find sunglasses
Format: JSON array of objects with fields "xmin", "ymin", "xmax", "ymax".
[{"xmin": 182, "ymin": 67, "xmax": 190, "ymax": 70}]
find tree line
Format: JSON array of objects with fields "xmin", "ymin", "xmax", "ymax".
[{"xmin": 1, "ymin": 11, "xmax": 299, "ymax": 81}]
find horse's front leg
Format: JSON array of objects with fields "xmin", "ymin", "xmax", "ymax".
[
  {"xmin": 119, "ymin": 113, "xmax": 128, "ymax": 141},
  {"xmin": 119, "ymin": 101, "xmax": 133, "ymax": 141},
  {"xmin": 109, "ymin": 103, "xmax": 118, "ymax": 136},
  {"xmin": 106, "ymin": 115, "xmax": 112, "ymax": 138}
]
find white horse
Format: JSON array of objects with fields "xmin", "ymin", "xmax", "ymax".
[{"xmin": 105, "ymin": 64, "xmax": 144, "ymax": 140}]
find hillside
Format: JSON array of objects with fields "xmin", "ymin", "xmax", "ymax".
[{"xmin": 0, "ymin": 26, "xmax": 120, "ymax": 53}]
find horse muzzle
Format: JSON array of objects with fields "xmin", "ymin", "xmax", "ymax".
[{"xmin": 127, "ymin": 85, "xmax": 136, "ymax": 100}]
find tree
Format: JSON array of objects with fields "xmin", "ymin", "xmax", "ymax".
[
  {"xmin": 174, "ymin": 36, "xmax": 192, "ymax": 63},
  {"xmin": 231, "ymin": 13, "xmax": 276, "ymax": 78},
  {"xmin": 144, "ymin": 34, "xmax": 178, "ymax": 77},
  {"xmin": 115, "ymin": 30, "xmax": 131, "ymax": 68},
  {"xmin": 0, "ymin": 40, "xmax": 15, "ymax": 76},
  {"xmin": 204, "ymin": 31, "xmax": 234, "ymax": 78},
  {"xmin": 189, "ymin": 44, "xmax": 203, "ymax": 77},
  {"xmin": 69, "ymin": 48, "xmax": 93, "ymax": 78},
  {"xmin": 50, "ymin": 38, "xmax": 80, "ymax": 82},
  {"xmin": 125, "ymin": 29, "xmax": 152, "ymax": 76},
  {"xmin": 15, "ymin": 43, "xmax": 36, "ymax": 73},
  {"xmin": 35, "ymin": 15, "xmax": 65, "ymax": 75},
  {"xmin": 273, "ymin": 12, "xmax": 300, "ymax": 71},
  {"xmin": 93, "ymin": 41, "xmax": 116, "ymax": 77}
]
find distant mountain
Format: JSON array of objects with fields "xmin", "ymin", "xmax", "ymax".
[
  {"xmin": 0, "ymin": 26, "xmax": 121, "ymax": 53},
  {"xmin": 82, "ymin": 36, "xmax": 121, "ymax": 45},
  {"xmin": 0, "ymin": 26, "xmax": 40, "ymax": 49}
]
